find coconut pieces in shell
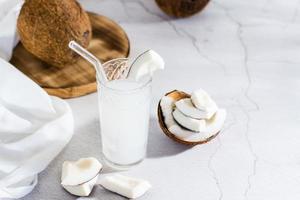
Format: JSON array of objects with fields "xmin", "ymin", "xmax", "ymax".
[
  {"xmin": 17, "ymin": 0, "xmax": 92, "ymax": 68},
  {"xmin": 158, "ymin": 90, "xmax": 226, "ymax": 145}
]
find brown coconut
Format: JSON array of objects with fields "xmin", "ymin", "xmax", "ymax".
[
  {"xmin": 155, "ymin": 0, "xmax": 210, "ymax": 18},
  {"xmin": 17, "ymin": 0, "xmax": 92, "ymax": 68}
]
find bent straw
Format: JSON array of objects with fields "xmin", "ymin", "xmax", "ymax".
[{"xmin": 68, "ymin": 41, "xmax": 108, "ymax": 83}]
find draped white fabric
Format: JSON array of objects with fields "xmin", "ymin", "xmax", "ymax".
[{"xmin": 0, "ymin": 0, "xmax": 74, "ymax": 198}]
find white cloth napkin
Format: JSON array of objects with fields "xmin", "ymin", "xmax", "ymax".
[
  {"xmin": 0, "ymin": 0, "xmax": 74, "ymax": 198},
  {"xmin": 0, "ymin": 0, "xmax": 22, "ymax": 60}
]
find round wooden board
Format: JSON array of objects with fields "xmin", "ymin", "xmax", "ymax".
[{"xmin": 10, "ymin": 12, "xmax": 130, "ymax": 99}]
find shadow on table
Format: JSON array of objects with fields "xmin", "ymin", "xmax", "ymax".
[
  {"xmin": 20, "ymin": 119, "xmax": 103, "ymax": 200},
  {"xmin": 21, "ymin": 118, "xmax": 189, "ymax": 200},
  {"xmin": 58, "ymin": 117, "xmax": 190, "ymax": 173},
  {"xmin": 147, "ymin": 118, "xmax": 190, "ymax": 158}
]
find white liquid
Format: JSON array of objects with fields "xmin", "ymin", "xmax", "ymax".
[{"xmin": 98, "ymin": 79, "xmax": 151, "ymax": 166}]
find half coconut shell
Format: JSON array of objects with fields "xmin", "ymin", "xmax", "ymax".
[{"xmin": 157, "ymin": 90, "xmax": 220, "ymax": 145}]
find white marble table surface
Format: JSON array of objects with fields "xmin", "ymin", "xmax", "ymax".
[{"xmin": 22, "ymin": 0, "xmax": 300, "ymax": 199}]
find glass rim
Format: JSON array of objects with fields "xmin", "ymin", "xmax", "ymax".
[
  {"xmin": 97, "ymin": 76, "xmax": 152, "ymax": 93},
  {"xmin": 96, "ymin": 58, "xmax": 152, "ymax": 93}
]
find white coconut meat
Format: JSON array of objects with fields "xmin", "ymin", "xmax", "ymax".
[
  {"xmin": 169, "ymin": 109, "xmax": 227, "ymax": 142},
  {"xmin": 191, "ymin": 89, "xmax": 218, "ymax": 112},
  {"xmin": 160, "ymin": 96, "xmax": 176, "ymax": 128},
  {"xmin": 99, "ymin": 174, "xmax": 151, "ymax": 199},
  {"xmin": 127, "ymin": 49, "xmax": 164, "ymax": 81},
  {"xmin": 61, "ymin": 157, "xmax": 102, "ymax": 196},
  {"xmin": 160, "ymin": 94, "xmax": 226, "ymax": 143},
  {"xmin": 175, "ymin": 98, "xmax": 217, "ymax": 120},
  {"xmin": 62, "ymin": 174, "xmax": 99, "ymax": 197},
  {"xmin": 172, "ymin": 108, "xmax": 206, "ymax": 132}
]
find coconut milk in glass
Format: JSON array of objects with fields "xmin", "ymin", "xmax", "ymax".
[{"xmin": 97, "ymin": 58, "xmax": 151, "ymax": 169}]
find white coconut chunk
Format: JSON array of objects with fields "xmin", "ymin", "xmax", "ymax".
[
  {"xmin": 127, "ymin": 49, "xmax": 164, "ymax": 81},
  {"xmin": 160, "ymin": 96, "xmax": 175, "ymax": 111},
  {"xmin": 175, "ymin": 98, "xmax": 216, "ymax": 119},
  {"xmin": 160, "ymin": 96, "xmax": 176, "ymax": 128},
  {"xmin": 99, "ymin": 174, "xmax": 151, "ymax": 199},
  {"xmin": 172, "ymin": 108, "xmax": 206, "ymax": 132},
  {"xmin": 164, "ymin": 116, "xmax": 176, "ymax": 128},
  {"xmin": 61, "ymin": 157, "xmax": 102, "ymax": 196},
  {"xmin": 62, "ymin": 174, "xmax": 99, "ymax": 197},
  {"xmin": 169, "ymin": 109, "xmax": 227, "ymax": 142},
  {"xmin": 191, "ymin": 89, "xmax": 218, "ymax": 112}
]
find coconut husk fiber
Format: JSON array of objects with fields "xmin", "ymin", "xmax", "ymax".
[{"xmin": 17, "ymin": 0, "xmax": 92, "ymax": 68}]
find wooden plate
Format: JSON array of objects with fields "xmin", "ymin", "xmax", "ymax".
[{"xmin": 10, "ymin": 12, "xmax": 130, "ymax": 99}]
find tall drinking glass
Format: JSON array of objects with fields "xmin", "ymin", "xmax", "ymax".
[{"xmin": 97, "ymin": 58, "xmax": 151, "ymax": 169}]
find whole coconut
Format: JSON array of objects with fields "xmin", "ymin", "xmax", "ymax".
[
  {"xmin": 155, "ymin": 0, "xmax": 210, "ymax": 18},
  {"xmin": 17, "ymin": 0, "xmax": 92, "ymax": 68}
]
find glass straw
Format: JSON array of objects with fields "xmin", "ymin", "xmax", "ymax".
[{"xmin": 68, "ymin": 41, "xmax": 108, "ymax": 83}]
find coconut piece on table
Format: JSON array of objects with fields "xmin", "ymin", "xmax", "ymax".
[
  {"xmin": 61, "ymin": 157, "xmax": 102, "ymax": 196},
  {"xmin": 99, "ymin": 174, "xmax": 151, "ymax": 199}
]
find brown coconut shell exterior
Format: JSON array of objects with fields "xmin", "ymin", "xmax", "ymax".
[
  {"xmin": 17, "ymin": 0, "xmax": 92, "ymax": 68},
  {"xmin": 155, "ymin": 0, "xmax": 210, "ymax": 18},
  {"xmin": 157, "ymin": 90, "xmax": 219, "ymax": 145}
]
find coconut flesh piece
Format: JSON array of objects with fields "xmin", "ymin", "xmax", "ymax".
[
  {"xmin": 99, "ymin": 174, "xmax": 151, "ymax": 199},
  {"xmin": 191, "ymin": 89, "xmax": 218, "ymax": 112},
  {"xmin": 61, "ymin": 157, "xmax": 102, "ymax": 196},
  {"xmin": 175, "ymin": 98, "xmax": 217, "ymax": 120},
  {"xmin": 159, "ymin": 93, "xmax": 226, "ymax": 143},
  {"xmin": 169, "ymin": 109, "xmax": 227, "ymax": 142},
  {"xmin": 172, "ymin": 108, "xmax": 206, "ymax": 132},
  {"xmin": 127, "ymin": 50, "xmax": 164, "ymax": 81},
  {"xmin": 160, "ymin": 96, "xmax": 177, "ymax": 128}
]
